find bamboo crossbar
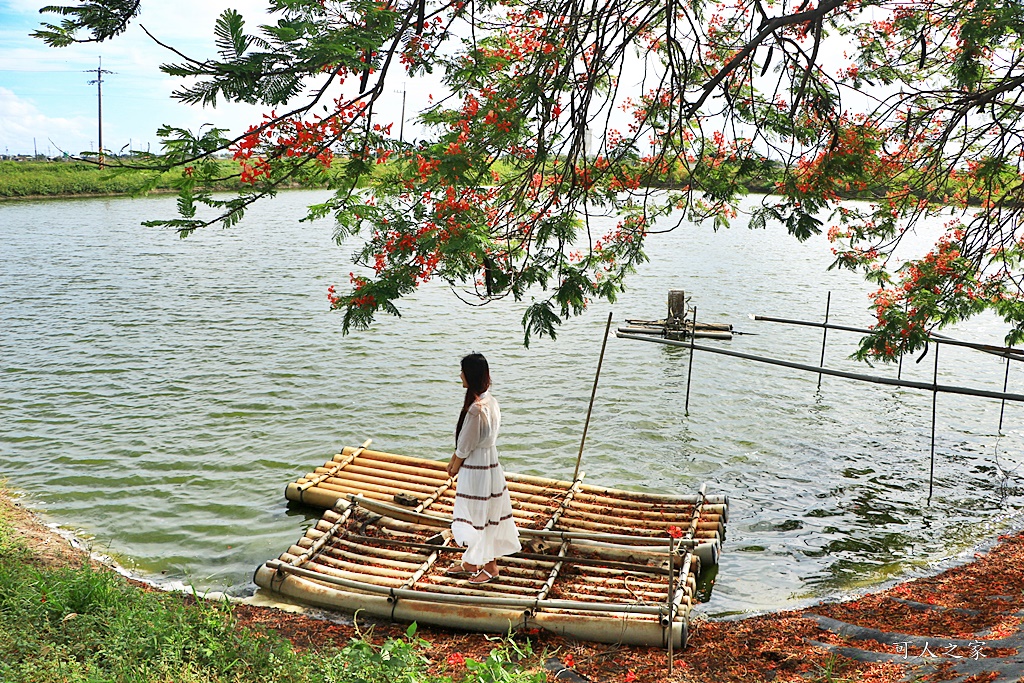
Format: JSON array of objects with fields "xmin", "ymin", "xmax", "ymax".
[
  {"xmin": 348, "ymin": 496, "xmax": 709, "ymax": 546},
  {"xmin": 536, "ymin": 541, "xmax": 568, "ymax": 605},
  {"xmin": 416, "ymin": 479, "xmax": 454, "ymax": 513},
  {"xmin": 752, "ymin": 314, "xmax": 1024, "ymax": 361},
  {"xmin": 617, "ymin": 331, "xmax": 1024, "ymax": 403},
  {"xmin": 288, "ymin": 504, "xmax": 355, "ymax": 567},
  {"xmin": 344, "ymin": 533, "xmax": 679, "ymax": 576},
  {"xmin": 544, "ymin": 479, "xmax": 582, "ymax": 531},
  {"xmin": 265, "ymin": 560, "xmax": 672, "ymax": 616}
]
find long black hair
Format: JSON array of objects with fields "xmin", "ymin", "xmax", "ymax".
[{"xmin": 456, "ymin": 353, "xmax": 491, "ymax": 442}]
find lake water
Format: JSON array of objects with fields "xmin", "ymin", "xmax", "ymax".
[{"xmin": 2, "ymin": 190, "xmax": 1022, "ymax": 617}]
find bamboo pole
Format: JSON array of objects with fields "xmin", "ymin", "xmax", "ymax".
[
  {"xmin": 685, "ymin": 306, "xmax": 697, "ymax": 416},
  {"xmin": 295, "ymin": 439, "xmax": 372, "ymax": 496},
  {"xmin": 535, "ymin": 541, "xmax": 569, "ymax": 606},
  {"xmin": 667, "ymin": 535, "xmax": 675, "ymax": 674},
  {"xmin": 575, "ymin": 486, "xmax": 727, "ymax": 505},
  {"xmin": 574, "ymin": 312, "xmax": 613, "ymax": 482},
  {"xmin": 277, "ymin": 554, "xmax": 407, "ymax": 587},
  {"xmin": 301, "ymin": 532, "xmax": 426, "ymax": 563},
  {"xmin": 544, "ymin": 479, "xmax": 583, "ymax": 531},
  {"xmin": 264, "ymin": 560, "xmax": 668, "ymax": 615},
  {"xmin": 348, "ymin": 495, "xmax": 714, "ymax": 546},
  {"xmin": 617, "ymin": 332, "xmax": 1024, "ymax": 403},
  {"xmin": 818, "ymin": 292, "xmax": 831, "ymax": 390},
  {"xmin": 345, "ymin": 533, "xmax": 678, "ymax": 576},
  {"xmin": 416, "ymin": 478, "xmax": 454, "ymax": 513},
  {"xmin": 753, "ymin": 314, "xmax": 1024, "ymax": 361},
  {"xmin": 286, "ymin": 504, "xmax": 356, "ymax": 567},
  {"xmin": 320, "ymin": 471, "xmax": 439, "ymax": 495},
  {"xmin": 928, "ymin": 344, "xmax": 939, "ymax": 505},
  {"xmin": 297, "ymin": 540, "xmax": 425, "ymax": 570},
  {"xmin": 552, "ymin": 504, "xmax": 705, "ymax": 527},
  {"xmin": 311, "ymin": 447, "xmax": 729, "ymax": 506},
  {"xmin": 1000, "ymin": 351, "xmax": 1012, "ymax": 434},
  {"xmin": 337, "ymin": 446, "xmax": 450, "ymax": 468}
]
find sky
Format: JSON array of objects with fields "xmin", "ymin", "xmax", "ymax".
[{"xmin": 0, "ymin": 0, "xmax": 421, "ymax": 157}]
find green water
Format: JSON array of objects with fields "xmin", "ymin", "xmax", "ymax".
[{"xmin": 2, "ymin": 191, "xmax": 1022, "ymax": 616}]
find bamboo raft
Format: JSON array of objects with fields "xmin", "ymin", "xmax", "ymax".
[{"xmin": 254, "ymin": 442, "xmax": 728, "ymax": 648}]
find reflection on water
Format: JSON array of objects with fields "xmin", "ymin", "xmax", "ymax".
[{"xmin": 1, "ymin": 191, "xmax": 1023, "ymax": 616}]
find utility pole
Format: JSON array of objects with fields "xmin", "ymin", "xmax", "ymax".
[
  {"xmin": 396, "ymin": 85, "xmax": 407, "ymax": 143},
  {"xmin": 85, "ymin": 57, "xmax": 114, "ymax": 168}
]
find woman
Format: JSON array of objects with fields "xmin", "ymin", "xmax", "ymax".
[{"xmin": 445, "ymin": 353, "xmax": 521, "ymax": 584}]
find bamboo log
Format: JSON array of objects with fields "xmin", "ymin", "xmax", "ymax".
[
  {"xmin": 326, "ymin": 445, "xmax": 729, "ymax": 514},
  {"xmin": 409, "ymin": 579, "xmax": 538, "ymax": 599},
  {"xmin": 289, "ymin": 547, "xmax": 414, "ymax": 580},
  {"xmin": 301, "ymin": 532, "xmax": 427, "ymax": 563},
  {"xmin": 339, "ymin": 446, "xmax": 448, "ymax": 470},
  {"xmin": 343, "ymin": 462, "xmax": 449, "ymax": 487},
  {"xmin": 318, "ymin": 469, "xmax": 440, "ymax": 495},
  {"xmin": 256, "ymin": 567, "xmax": 685, "ymax": 647},
  {"xmin": 350, "ymin": 496, "xmax": 714, "ymax": 546},
  {"xmin": 278, "ymin": 553, "xmax": 406, "ymax": 587},
  {"xmin": 575, "ymin": 486, "xmax": 727, "ymax": 506},
  {"xmin": 547, "ymin": 504, "xmax": 699, "ymax": 526},
  {"xmin": 322, "ymin": 474, "xmax": 435, "ymax": 497},
  {"xmin": 264, "ymin": 560, "xmax": 668, "ymax": 616},
  {"xmin": 557, "ymin": 510, "xmax": 722, "ymax": 536},
  {"xmin": 294, "ymin": 439, "xmax": 373, "ymax": 494},
  {"xmin": 307, "ymin": 543, "xmax": 425, "ymax": 571},
  {"xmin": 342, "ymin": 532, "xmax": 677, "ymax": 576}
]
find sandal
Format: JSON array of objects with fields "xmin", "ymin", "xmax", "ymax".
[
  {"xmin": 469, "ymin": 569, "xmax": 498, "ymax": 584},
  {"xmin": 445, "ymin": 563, "xmax": 477, "ymax": 577}
]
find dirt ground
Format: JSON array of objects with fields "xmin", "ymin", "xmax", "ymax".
[{"xmin": 5, "ymin": 491, "xmax": 1022, "ymax": 682}]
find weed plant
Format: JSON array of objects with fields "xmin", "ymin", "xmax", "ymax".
[{"xmin": 0, "ymin": 501, "xmax": 544, "ymax": 683}]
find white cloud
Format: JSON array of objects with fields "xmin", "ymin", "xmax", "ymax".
[{"xmin": 0, "ymin": 86, "xmax": 88, "ymax": 155}]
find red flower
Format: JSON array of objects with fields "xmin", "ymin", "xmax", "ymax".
[
  {"xmin": 625, "ymin": 670, "xmax": 637, "ymax": 682},
  {"xmin": 447, "ymin": 652, "xmax": 466, "ymax": 667},
  {"xmin": 564, "ymin": 653, "xmax": 575, "ymax": 668},
  {"xmin": 668, "ymin": 526, "xmax": 684, "ymax": 539}
]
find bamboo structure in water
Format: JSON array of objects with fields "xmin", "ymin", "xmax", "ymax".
[{"xmin": 256, "ymin": 443, "xmax": 729, "ymax": 648}]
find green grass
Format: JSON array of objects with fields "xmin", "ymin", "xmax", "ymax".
[
  {"xmin": 0, "ymin": 494, "xmax": 545, "ymax": 683},
  {"xmin": 0, "ymin": 160, "xmax": 249, "ymax": 199}
]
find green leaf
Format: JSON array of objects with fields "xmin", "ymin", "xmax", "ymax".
[{"xmin": 214, "ymin": 9, "xmax": 250, "ymax": 60}]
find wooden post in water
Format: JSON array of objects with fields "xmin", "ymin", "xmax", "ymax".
[
  {"xmin": 685, "ymin": 306, "xmax": 697, "ymax": 416},
  {"xmin": 817, "ymin": 291, "xmax": 831, "ymax": 390},
  {"xmin": 1000, "ymin": 350, "xmax": 1012, "ymax": 434},
  {"xmin": 928, "ymin": 343, "xmax": 939, "ymax": 505},
  {"xmin": 667, "ymin": 290, "xmax": 687, "ymax": 341}
]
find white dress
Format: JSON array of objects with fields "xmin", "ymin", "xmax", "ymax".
[{"xmin": 452, "ymin": 391, "xmax": 521, "ymax": 566}]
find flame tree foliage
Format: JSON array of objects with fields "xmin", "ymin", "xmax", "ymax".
[{"xmin": 35, "ymin": 0, "xmax": 1024, "ymax": 354}]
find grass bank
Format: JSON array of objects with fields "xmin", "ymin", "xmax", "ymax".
[
  {"xmin": 0, "ymin": 487, "xmax": 544, "ymax": 683},
  {"xmin": 0, "ymin": 160, "xmax": 248, "ymax": 199}
]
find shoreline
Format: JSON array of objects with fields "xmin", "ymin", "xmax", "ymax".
[{"xmin": 4, "ymin": 489, "xmax": 1022, "ymax": 682}]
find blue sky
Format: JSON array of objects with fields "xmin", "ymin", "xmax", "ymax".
[
  {"xmin": 0, "ymin": 0, "xmax": 297, "ymax": 156},
  {"xmin": 0, "ymin": 0, "xmax": 435, "ymax": 157},
  {"xmin": 0, "ymin": 0, "xmax": 649, "ymax": 159}
]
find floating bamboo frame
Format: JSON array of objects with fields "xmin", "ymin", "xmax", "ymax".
[{"xmin": 258, "ymin": 444, "xmax": 728, "ymax": 649}]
